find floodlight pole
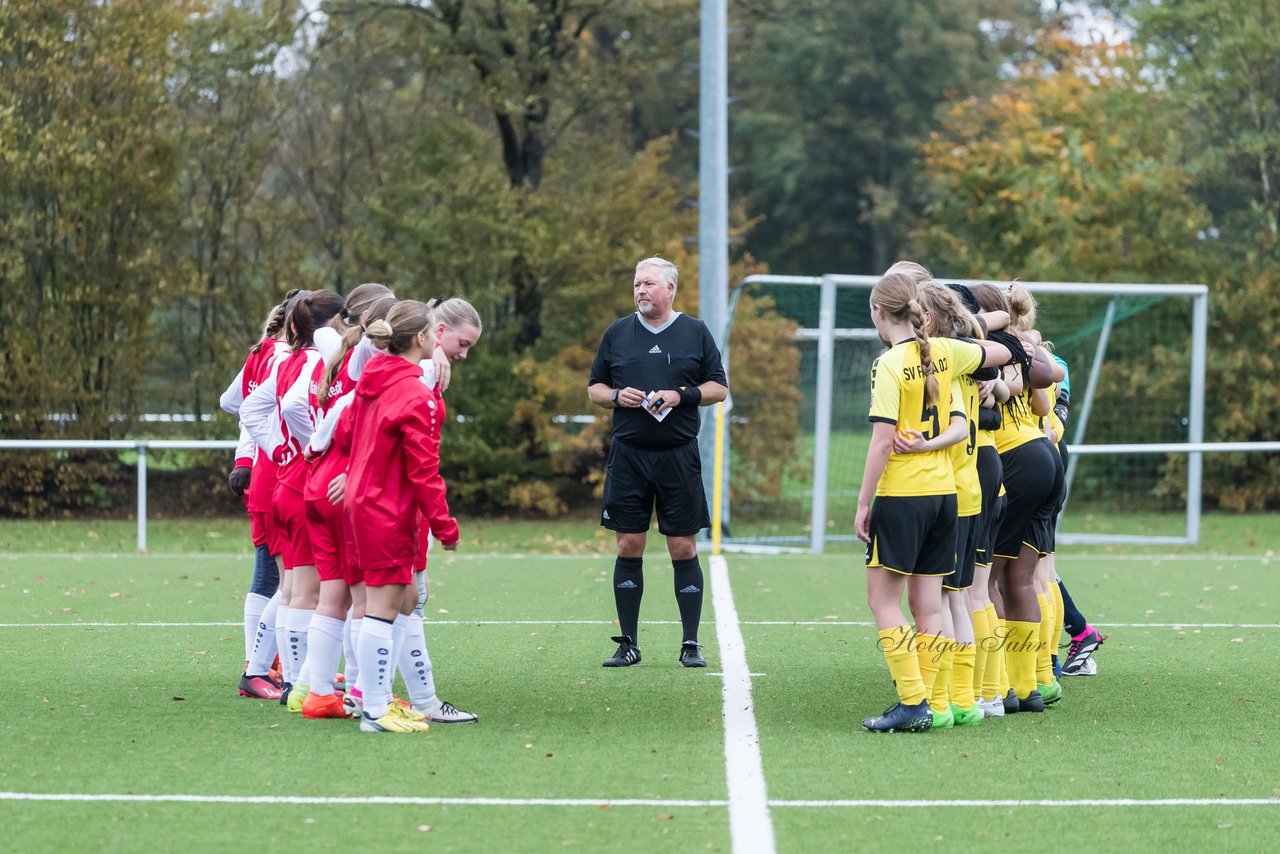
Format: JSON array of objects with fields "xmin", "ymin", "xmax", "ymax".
[{"xmin": 698, "ymin": 0, "xmax": 729, "ymax": 533}]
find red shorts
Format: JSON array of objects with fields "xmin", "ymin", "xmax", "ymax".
[
  {"xmin": 305, "ymin": 496, "xmax": 348, "ymax": 584},
  {"xmin": 249, "ymin": 510, "xmax": 283, "ymax": 554},
  {"xmin": 274, "ymin": 481, "xmax": 312, "ymax": 569},
  {"xmin": 363, "ymin": 565, "xmax": 413, "ymax": 588}
]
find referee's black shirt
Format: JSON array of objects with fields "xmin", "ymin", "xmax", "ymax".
[{"xmin": 589, "ymin": 312, "xmax": 728, "ymax": 450}]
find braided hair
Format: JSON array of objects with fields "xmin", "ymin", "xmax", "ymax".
[{"xmin": 873, "ymin": 272, "xmax": 938, "ymax": 407}]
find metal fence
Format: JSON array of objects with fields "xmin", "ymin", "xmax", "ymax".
[{"xmin": 0, "ymin": 439, "xmax": 238, "ymax": 551}]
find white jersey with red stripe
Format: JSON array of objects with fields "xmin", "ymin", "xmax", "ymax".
[
  {"xmin": 223, "ymin": 339, "xmax": 290, "ymax": 466},
  {"xmin": 241, "ymin": 329, "xmax": 341, "ymax": 466}
]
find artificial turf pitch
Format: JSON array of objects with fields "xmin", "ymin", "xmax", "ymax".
[{"xmin": 2, "ymin": 521, "xmax": 1278, "ymax": 852}]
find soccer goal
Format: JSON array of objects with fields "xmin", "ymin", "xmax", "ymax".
[{"xmin": 716, "ymin": 273, "xmax": 1216, "ymax": 552}]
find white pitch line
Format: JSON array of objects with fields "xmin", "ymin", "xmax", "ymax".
[
  {"xmin": 770, "ymin": 798, "xmax": 1280, "ymax": 808},
  {"xmin": 2, "ymin": 792, "xmax": 1273, "ymax": 810},
  {"xmin": 708, "ymin": 554, "xmax": 777, "ymax": 854},
  {"xmin": 0, "ymin": 792, "xmax": 726, "ymax": 808}
]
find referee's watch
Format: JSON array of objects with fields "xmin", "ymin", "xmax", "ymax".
[{"xmin": 611, "ymin": 388, "xmax": 620, "ymax": 404}]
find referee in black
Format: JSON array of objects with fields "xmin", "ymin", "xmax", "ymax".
[{"xmin": 588, "ymin": 257, "xmax": 728, "ymax": 668}]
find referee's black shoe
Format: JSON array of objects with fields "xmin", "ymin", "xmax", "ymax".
[
  {"xmin": 603, "ymin": 635, "xmax": 642, "ymax": 667},
  {"xmin": 679, "ymin": 641, "xmax": 707, "ymax": 668}
]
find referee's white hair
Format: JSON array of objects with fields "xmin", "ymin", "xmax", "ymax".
[{"xmin": 635, "ymin": 256, "xmax": 678, "ymax": 291}]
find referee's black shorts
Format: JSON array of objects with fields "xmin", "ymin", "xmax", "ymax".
[{"xmin": 601, "ymin": 438, "xmax": 709, "ymax": 537}]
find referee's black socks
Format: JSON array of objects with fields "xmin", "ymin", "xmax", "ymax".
[
  {"xmin": 673, "ymin": 556, "xmax": 704, "ymax": 643},
  {"xmin": 613, "ymin": 557, "xmax": 644, "ymax": 642}
]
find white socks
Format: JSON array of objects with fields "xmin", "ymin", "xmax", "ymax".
[
  {"xmin": 398, "ymin": 612, "xmax": 437, "ymax": 708},
  {"xmin": 247, "ymin": 590, "xmax": 280, "ymax": 676},
  {"xmin": 302, "ymin": 614, "xmax": 345, "ymax": 696},
  {"xmin": 357, "ymin": 616, "xmax": 395, "ymax": 719},
  {"xmin": 274, "ymin": 604, "xmax": 291, "ymax": 682},
  {"xmin": 286, "ymin": 607, "xmax": 314, "ymax": 687},
  {"xmin": 347, "ymin": 616, "xmax": 363, "ymax": 689},
  {"xmin": 243, "ymin": 592, "xmax": 271, "ymax": 662}
]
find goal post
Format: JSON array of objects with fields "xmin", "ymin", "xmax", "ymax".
[{"xmin": 717, "ymin": 273, "xmax": 1212, "ymax": 552}]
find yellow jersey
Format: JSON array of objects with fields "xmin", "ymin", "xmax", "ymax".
[
  {"xmin": 992, "ymin": 369, "xmax": 1045, "ymax": 455},
  {"xmin": 1037, "ymin": 382, "xmax": 1066, "ymax": 447},
  {"xmin": 868, "ymin": 337, "xmax": 984, "ymax": 497},
  {"xmin": 948, "ymin": 373, "xmax": 982, "ymax": 517}
]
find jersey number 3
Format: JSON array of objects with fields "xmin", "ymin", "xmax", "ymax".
[{"xmin": 920, "ymin": 399, "xmax": 940, "ymax": 441}]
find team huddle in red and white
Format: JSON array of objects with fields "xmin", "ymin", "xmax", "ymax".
[{"xmin": 219, "ymin": 285, "xmax": 483, "ymax": 734}]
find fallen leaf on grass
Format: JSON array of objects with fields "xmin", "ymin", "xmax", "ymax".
[
  {"xmin": 417, "ymin": 826, "xmax": 433, "ymax": 833},
  {"xmin": 172, "ymin": 696, "xmax": 185, "ymax": 702},
  {"xmin": 109, "ymin": 592, "xmax": 124, "ymax": 598},
  {"xmin": 657, "ymin": 814, "xmax": 673, "ymax": 821},
  {"xmin": 1231, "ymin": 638, "xmax": 1244, "ymax": 644},
  {"xmin": 193, "ymin": 650, "xmax": 209, "ymax": 655}
]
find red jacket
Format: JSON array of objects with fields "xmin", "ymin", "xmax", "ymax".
[{"xmin": 335, "ymin": 353, "xmax": 459, "ymax": 571}]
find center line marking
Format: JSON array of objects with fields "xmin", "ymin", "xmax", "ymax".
[{"xmin": 709, "ymin": 554, "xmax": 776, "ymax": 854}]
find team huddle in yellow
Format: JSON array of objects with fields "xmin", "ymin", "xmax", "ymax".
[{"xmin": 857, "ymin": 262, "xmax": 1101, "ymax": 733}]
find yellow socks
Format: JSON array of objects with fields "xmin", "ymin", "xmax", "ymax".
[
  {"xmin": 971, "ymin": 608, "xmax": 990, "ymax": 700},
  {"xmin": 985, "ymin": 605, "xmax": 1004, "ymax": 701},
  {"xmin": 879, "ymin": 625, "xmax": 926, "ymax": 706},
  {"xmin": 1006, "ymin": 620, "xmax": 1040, "ymax": 699},
  {"xmin": 915, "ymin": 632, "xmax": 945, "ymax": 710},
  {"xmin": 927, "ymin": 637, "xmax": 955, "ymax": 713},
  {"xmin": 951, "ymin": 642, "xmax": 976, "ymax": 707},
  {"xmin": 1036, "ymin": 593, "xmax": 1055, "ymax": 685},
  {"xmin": 1050, "ymin": 581, "xmax": 1065, "ymax": 658}
]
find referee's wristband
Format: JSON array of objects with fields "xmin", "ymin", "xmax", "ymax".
[{"xmin": 679, "ymin": 386, "xmax": 702, "ymax": 407}]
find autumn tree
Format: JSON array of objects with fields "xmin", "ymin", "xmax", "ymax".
[
  {"xmin": 733, "ymin": 0, "xmax": 1042, "ymax": 275},
  {"xmin": 0, "ymin": 0, "xmax": 189, "ymax": 512}
]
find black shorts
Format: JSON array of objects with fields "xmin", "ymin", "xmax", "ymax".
[
  {"xmin": 944, "ymin": 513, "xmax": 980, "ymax": 591},
  {"xmin": 994, "ymin": 438, "xmax": 1064, "ymax": 559},
  {"xmin": 866, "ymin": 494, "xmax": 958, "ymax": 577},
  {"xmin": 986, "ymin": 493, "xmax": 1006, "ymax": 567},
  {"xmin": 601, "ymin": 438, "xmax": 709, "ymax": 537},
  {"xmin": 975, "ymin": 445, "xmax": 1003, "ymax": 566},
  {"xmin": 1048, "ymin": 441, "xmax": 1070, "ymax": 545}
]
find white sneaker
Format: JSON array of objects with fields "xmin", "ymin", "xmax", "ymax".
[
  {"xmin": 412, "ymin": 699, "xmax": 478, "ymax": 724},
  {"xmin": 983, "ymin": 698, "xmax": 1005, "ymax": 718},
  {"xmin": 1078, "ymin": 658, "xmax": 1098, "ymax": 676}
]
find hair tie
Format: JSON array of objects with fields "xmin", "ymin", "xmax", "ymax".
[{"xmin": 339, "ymin": 307, "xmax": 350, "ymax": 320}]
